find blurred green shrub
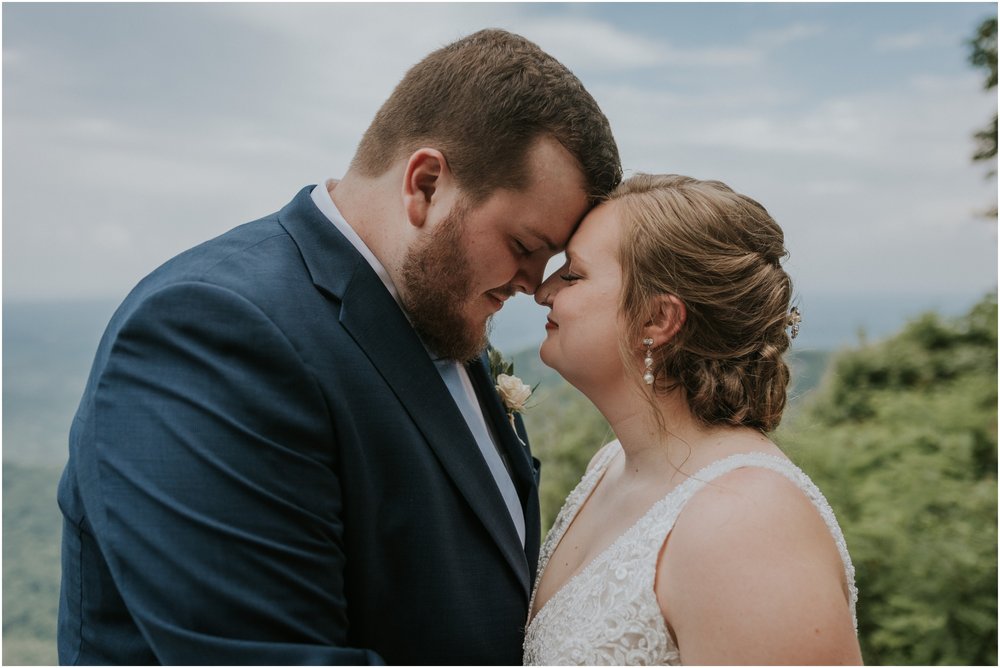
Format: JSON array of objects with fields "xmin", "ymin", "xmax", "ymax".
[{"xmin": 779, "ymin": 293, "xmax": 997, "ymax": 665}]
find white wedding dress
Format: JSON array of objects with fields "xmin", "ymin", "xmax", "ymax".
[{"xmin": 523, "ymin": 442, "xmax": 858, "ymax": 665}]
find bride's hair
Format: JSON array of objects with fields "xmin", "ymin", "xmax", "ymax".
[{"xmin": 612, "ymin": 173, "xmax": 794, "ymax": 432}]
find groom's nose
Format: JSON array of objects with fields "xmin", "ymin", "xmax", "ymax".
[
  {"xmin": 534, "ymin": 274, "xmax": 557, "ymax": 306},
  {"xmin": 513, "ymin": 254, "xmax": 549, "ymax": 295}
]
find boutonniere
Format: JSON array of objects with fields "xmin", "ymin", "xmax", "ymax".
[{"xmin": 488, "ymin": 349, "xmax": 533, "ymax": 444}]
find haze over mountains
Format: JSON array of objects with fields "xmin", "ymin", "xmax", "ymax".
[
  {"xmin": 493, "ymin": 289, "xmax": 986, "ymax": 355},
  {"xmin": 4, "ymin": 288, "xmax": 987, "ymax": 469}
]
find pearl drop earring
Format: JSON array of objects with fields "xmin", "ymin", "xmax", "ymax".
[{"xmin": 642, "ymin": 338, "xmax": 655, "ymax": 385}]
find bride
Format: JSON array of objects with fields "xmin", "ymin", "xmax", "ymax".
[{"xmin": 523, "ymin": 174, "xmax": 862, "ymax": 665}]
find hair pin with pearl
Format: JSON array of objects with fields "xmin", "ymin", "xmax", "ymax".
[{"xmin": 787, "ymin": 307, "xmax": 802, "ymax": 339}]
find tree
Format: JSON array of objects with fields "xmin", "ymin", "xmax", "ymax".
[
  {"xmin": 968, "ymin": 16, "xmax": 998, "ymax": 216},
  {"xmin": 778, "ymin": 294, "xmax": 998, "ymax": 665}
]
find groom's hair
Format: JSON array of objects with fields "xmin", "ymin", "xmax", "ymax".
[{"xmin": 350, "ymin": 29, "xmax": 621, "ymax": 205}]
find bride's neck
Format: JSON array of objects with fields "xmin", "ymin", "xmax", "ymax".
[{"xmin": 587, "ymin": 379, "xmax": 704, "ymax": 481}]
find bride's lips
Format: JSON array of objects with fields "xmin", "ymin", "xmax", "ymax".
[{"xmin": 545, "ymin": 317, "xmax": 558, "ymax": 331}]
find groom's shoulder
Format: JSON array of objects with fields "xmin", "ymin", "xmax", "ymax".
[
  {"xmin": 118, "ymin": 206, "xmax": 320, "ymax": 318},
  {"xmin": 153, "ymin": 198, "xmax": 310, "ymax": 280},
  {"xmin": 105, "ymin": 188, "xmax": 350, "ymax": 337},
  {"xmin": 149, "ymin": 186, "xmax": 321, "ymax": 279}
]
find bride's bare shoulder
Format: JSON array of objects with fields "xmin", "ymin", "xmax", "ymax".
[{"xmin": 655, "ymin": 455, "xmax": 861, "ymax": 664}]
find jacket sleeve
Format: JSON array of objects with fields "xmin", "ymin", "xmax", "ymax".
[{"xmin": 80, "ymin": 281, "xmax": 383, "ymax": 665}]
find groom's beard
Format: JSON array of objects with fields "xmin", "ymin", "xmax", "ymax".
[{"xmin": 399, "ymin": 203, "xmax": 491, "ymax": 363}]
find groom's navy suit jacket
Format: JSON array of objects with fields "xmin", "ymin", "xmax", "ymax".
[{"xmin": 57, "ymin": 187, "xmax": 542, "ymax": 665}]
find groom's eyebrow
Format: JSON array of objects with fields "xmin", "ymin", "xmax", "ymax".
[{"xmin": 526, "ymin": 228, "xmax": 559, "ymax": 253}]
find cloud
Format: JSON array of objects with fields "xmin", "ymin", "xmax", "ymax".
[
  {"xmin": 607, "ymin": 68, "xmax": 993, "ymax": 173},
  {"xmin": 749, "ymin": 23, "xmax": 826, "ymax": 48},
  {"xmin": 874, "ymin": 27, "xmax": 970, "ymax": 53},
  {"xmin": 876, "ymin": 32, "xmax": 931, "ymax": 51},
  {"xmin": 587, "ymin": 62, "xmax": 996, "ymax": 296},
  {"xmin": 525, "ymin": 17, "xmax": 762, "ymax": 70},
  {"xmin": 520, "ymin": 18, "xmax": 676, "ymax": 69},
  {"xmin": 529, "ymin": 18, "xmax": 829, "ymax": 72},
  {"xmin": 2, "ymin": 3, "xmax": 995, "ymax": 302}
]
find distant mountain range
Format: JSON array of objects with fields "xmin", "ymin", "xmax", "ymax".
[
  {"xmin": 491, "ymin": 290, "xmax": 992, "ymax": 354},
  {"xmin": 2, "ymin": 289, "xmax": 988, "ymax": 467}
]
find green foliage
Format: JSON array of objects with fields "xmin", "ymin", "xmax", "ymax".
[
  {"xmin": 487, "ymin": 347, "xmax": 515, "ymax": 379},
  {"xmin": 968, "ymin": 15, "xmax": 998, "ymax": 212},
  {"xmin": 3, "ymin": 463, "xmax": 62, "ymax": 666},
  {"xmin": 969, "ymin": 16, "xmax": 998, "ymax": 92},
  {"xmin": 778, "ymin": 293, "xmax": 998, "ymax": 665}
]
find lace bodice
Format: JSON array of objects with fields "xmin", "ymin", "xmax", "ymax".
[{"xmin": 523, "ymin": 443, "xmax": 858, "ymax": 665}]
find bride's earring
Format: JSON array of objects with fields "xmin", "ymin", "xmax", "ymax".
[{"xmin": 642, "ymin": 338, "xmax": 655, "ymax": 385}]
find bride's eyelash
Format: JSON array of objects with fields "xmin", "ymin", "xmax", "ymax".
[{"xmin": 559, "ymin": 272, "xmax": 581, "ymax": 282}]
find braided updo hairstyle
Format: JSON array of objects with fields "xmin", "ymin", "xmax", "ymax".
[{"xmin": 612, "ymin": 174, "xmax": 795, "ymax": 432}]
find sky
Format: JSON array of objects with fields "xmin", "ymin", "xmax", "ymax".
[{"xmin": 3, "ymin": 2, "xmax": 997, "ymax": 347}]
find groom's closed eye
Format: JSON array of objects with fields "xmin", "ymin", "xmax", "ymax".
[{"xmin": 512, "ymin": 238, "xmax": 533, "ymax": 256}]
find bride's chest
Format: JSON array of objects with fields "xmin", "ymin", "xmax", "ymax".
[
  {"xmin": 532, "ymin": 484, "xmax": 665, "ymax": 617},
  {"xmin": 524, "ymin": 497, "xmax": 681, "ymax": 665}
]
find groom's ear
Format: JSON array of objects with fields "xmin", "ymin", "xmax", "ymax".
[
  {"xmin": 402, "ymin": 148, "xmax": 449, "ymax": 230},
  {"xmin": 643, "ymin": 294, "xmax": 686, "ymax": 346}
]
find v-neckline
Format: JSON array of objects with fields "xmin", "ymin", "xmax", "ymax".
[{"xmin": 527, "ymin": 441, "xmax": 671, "ymax": 627}]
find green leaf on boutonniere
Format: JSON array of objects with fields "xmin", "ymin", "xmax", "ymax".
[{"xmin": 488, "ymin": 347, "xmax": 514, "ymax": 381}]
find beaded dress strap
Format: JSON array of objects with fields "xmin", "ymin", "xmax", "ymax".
[
  {"xmin": 651, "ymin": 452, "xmax": 858, "ymax": 631},
  {"xmin": 590, "ymin": 441, "xmax": 622, "ymax": 477}
]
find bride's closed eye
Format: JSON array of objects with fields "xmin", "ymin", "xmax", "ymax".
[{"xmin": 556, "ymin": 259, "xmax": 582, "ymax": 283}]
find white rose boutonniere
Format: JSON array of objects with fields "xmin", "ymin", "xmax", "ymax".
[
  {"xmin": 496, "ymin": 374, "xmax": 532, "ymax": 413},
  {"xmin": 488, "ymin": 348, "xmax": 534, "ymax": 445}
]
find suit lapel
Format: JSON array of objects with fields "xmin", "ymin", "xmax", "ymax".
[
  {"xmin": 278, "ymin": 187, "xmax": 532, "ymax": 596},
  {"xmin": 466, "ymin": 355, "xmax": 536, "ymax": 510},
  {"xmin": 467, "ymin": 354, "xmax": 542, "ymax": 585}
]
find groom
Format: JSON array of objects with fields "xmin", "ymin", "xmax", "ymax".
[{"xmin": 57, "ymin": 29, "xmax": 621, "ymax": 665}]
